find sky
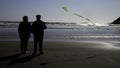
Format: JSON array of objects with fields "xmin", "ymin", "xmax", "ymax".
[{"xmin": 0, "ymin": 0, "xmax": 120, "ymax": 25}]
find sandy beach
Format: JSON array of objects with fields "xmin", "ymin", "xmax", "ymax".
[{"xmin": 0, "ymin": 41, "xmax": 120, "ymax": 68}]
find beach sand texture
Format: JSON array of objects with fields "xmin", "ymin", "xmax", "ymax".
[{"xmin": 0, "ymin": 41, "xmax": 120, "ymax": 68}]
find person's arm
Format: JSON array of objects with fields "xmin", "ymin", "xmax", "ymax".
[
  {"xmin": 43, "ymin": 22, "xmax": 47, "ymax": 29},
  {"xmin": 18, "ymin": 23, "xmax": 21, "ymax": 33},
  {"xmin": 28, "ymin": 22, "xmax": 32, "ymax": 33}
]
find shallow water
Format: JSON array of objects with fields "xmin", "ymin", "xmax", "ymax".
[{"xmin": 0, "ymin": 25, "xmax": 120, "ymax": 42}]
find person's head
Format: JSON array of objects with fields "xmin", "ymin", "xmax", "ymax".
[
  {"xmin": 36, "ymin": 15, "xmax": 41, "ymax": 20},
  {"xmin": 23, "ymin": 16, "xmax": 28, "ymax": 22}
]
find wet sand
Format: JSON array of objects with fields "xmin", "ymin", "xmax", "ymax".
[{"xmin": 0, "ymin": 41, "xmax": 120, "ymax": 68}]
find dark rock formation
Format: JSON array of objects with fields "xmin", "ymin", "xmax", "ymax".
[{"xmin": 111, "ymin": 17, "xmax": 120, "ymax": 24}]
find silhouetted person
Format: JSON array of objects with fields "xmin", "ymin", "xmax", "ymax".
[
  {"xmin": 18, "ymin": 16, "xmax": 31, "ymax": 54},
  {"xmin": 32, "ymin": 15, "xmax": 47, "ymax": 54}
]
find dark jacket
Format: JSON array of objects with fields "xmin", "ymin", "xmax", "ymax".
[
  {"xmin": 32, "ymin": 20, "xmax": 47, "ymax": 34},
  {"xmin": 18, "ymin": 22, "xmax": 31, "ymax": 35}
]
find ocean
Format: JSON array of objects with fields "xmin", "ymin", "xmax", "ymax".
[{"xmin": 0, "ymin": 23, "xmax": 120, "ymax": 42}]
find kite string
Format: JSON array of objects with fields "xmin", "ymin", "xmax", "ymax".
[{"xmin": 62, "ymin": 6, "xmax": 99, "ymax": 28}]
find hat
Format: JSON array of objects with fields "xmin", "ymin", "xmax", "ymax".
[{"xmin": 36, "ymin": 15, "xmax": 41, "ymax": 17}]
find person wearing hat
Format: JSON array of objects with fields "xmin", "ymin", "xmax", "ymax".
[{"xmin": 32, "ymin": 15, "xmax": 47, "ymax": 54}]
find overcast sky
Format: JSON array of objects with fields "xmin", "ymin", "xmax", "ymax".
[{"xmin": 0, "ymin": 0, "xmax": 120, "ymax": 25}]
